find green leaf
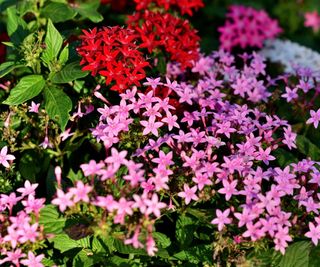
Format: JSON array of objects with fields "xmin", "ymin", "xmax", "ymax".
[
  {"xmin": 171, "ymin": 244, "xmax": 213, "ymax": 264},
  {"xmin": 153, "ymin": 232, "xmax": 171, "ymax": 248},
  {"xmin": 41, "ymin": 2, "xmax": 77, "ymax": 23},
  {"xmin": 176, "ymin": 214, "xmax": 195, "ymax": 248},
  {"xmin": 44, "ymin": 87, "xmax": 72, "ymax": 131},
  {"xmin": 52, "ymin": 234, "xmax": 81, "ymax": 253},
  {"xmin": 296, "ymin": 135, "xmax": 320, "ymax": 160},
  {"xmin": 3, "ymin": 75, "xmax": 45, "ymax": 105},
  {"xmin": 113, "ymin": 238, "xmax": 148, "ymax": 256},
  {"xmin": 74, "ymin": 0, "xmax": 103, "ymax": 23},
  {"xmin": 39, "ymin": 205, "xmax": 66, "ymax": 234},
  {"xmin": 59, "ymin": 44, "xmax": 69, "ymax": 66},
  {"xmin": 273, "ymin": 148, "xmax": 298, "ymax": 167},
  {"xmin": 309, "ymin": 244, "xmax": 320, "ymax": 267},
  {"xmin": 0, "ymin": 61, "xmax": 24, "ymax": 78},
  {"xmin": 18, "ymin": 150, "xmax": 41, "ymax": 180},
  {"xmin": 277, "ymin": 241, "xmax": 311, "ymax": 267},
  {"xmin": 51, "ymin": 61, "xmax": 89, "ymax": 83},
  {"xmin": 73, "ymin": 250, "xmax": 94, "ymax": 267},
  {"xmin": 42, "ymin": 19, "xmax": 63, "ymax": 64},
  {"xmin": 6, "ymin": 6, "xmax": 29, "ymax": 45}
]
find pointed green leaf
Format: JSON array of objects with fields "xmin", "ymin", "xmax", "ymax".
[
  {"xmin": 41, "ymin": 2, "xmax": 77, "ymax": 23},
  {"xmin": 51, "ymin": 61, "xmax": 89, "ymax": 84},
  {"xmin": 296, "ymin": 135, "xmax": 320, "ymax": 160},
  {"xmin": 0, "ymin": 61, "xmax": 24, "ymax": 78},
  {"xmin": 52, "ymin": 234, "xmax": 81, "ymax": 253},
  {"xmin": 278, "ymin": 241, "xmax": 311, "ymax": 267},
  {"xmin": 6, "ymin": 6, "xmax": 29, "ymax": 45},
  {"xmin": 42, "ymin": 19, "xmax": 63, "ymax": 64},
  {"xmin": 74, "ymin": 0, "xmax": 103, "ymax": 23},
  {"xmin": 44, "ymin": 86, "xmax": 72, "ymax": 130},
  {"xmin": 39, "ymin": 205, "xmax": 66, "ymax": 234},
  {"xmin": 3, "ymin": 75, "xmax": 45, "ymax": 105},
  {"xmin": 59, "ymin": 44, "xmax": 69, "ymax": 66}
]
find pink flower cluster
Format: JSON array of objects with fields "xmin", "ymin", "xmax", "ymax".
[
  {"xmin": 48, "ymin": 51, "xmax": 320, "ymax": 257},
  {"xmin": 0, "ymin": 181, "xmax": 45, "ymax": 266},
  {"xmin": 304, "ymin": 11, "xmax": 320, "ymax": 32},
  {"xmin": 218, "ymin": 5, "xmax": 282, "ymax": 51}
]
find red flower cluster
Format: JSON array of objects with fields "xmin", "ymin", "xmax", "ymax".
[
  {"xmin": 127, "ymin": 11, "xmax": 200, "ymax": 69},
  {"xmin": 133, "ymin": 0, "xmax": 204, "ymax": 16},
  {"xmin": 218, "ymin": 5, "xmax": 282, "ymax": 51},
  {"xmin": 77, "ymin": 26, "xmax": 149, "ymax": 93}
]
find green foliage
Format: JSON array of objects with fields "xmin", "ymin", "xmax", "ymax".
[
  {"xmin": 44, "ymin": 86, "xmax": 72, "ymax": 131},
  {"xmin": 41, "ymin": 2, "xmax": 77, "ymax": 23},
  {"xmin": 42, "ymin": 19, "xmax": 63, "ymax": 66},
  {"xmin": 52, "ymin": 62, "xmax": 89, "ymax": 84},
  {"xmin": 3, "ymin": 75, "xmax": 45, "ymax": 105},
  {"xmin": 39, "ymin": 205, "xmax": 66, "ymax": 234}
]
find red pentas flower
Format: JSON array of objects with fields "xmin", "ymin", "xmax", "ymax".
[
  {"xmin": 133, "ymin": 0, "xmax": 204, "ymax": 16},
  {"xmin": 127, "ymin": 11, "xmax": 200, "ymax": 69},
  {"xmin": 77, "ymin": 26, "xmax": 149, "ymax": 93},
  {"xmin": 218, "ymin": 5, "xmax": 282, "ymax": 51}
]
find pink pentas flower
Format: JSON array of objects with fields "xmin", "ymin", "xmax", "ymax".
[
  {"xmin": 21, "ymin": 194, "xmax": 45, "ymax": 214},
  {"xmin": 105, "ymin": 148, "xmax": 128, "ymax": 169},
  {"xmin": 80, "ymin": 160, "xmax": 105, "ymax": 176},
  {"xmin": 0, "ymin": 249, "xmax": 25, "ymax": 266},
  {"xmin": 17, "ymin": 180, "xmax": 38, "ymax": 197},
  {"xmin": 20, "ymin": 251, "xmax": 44, "ymax": 267},
  {"xmin": 0, "ymin": 146, "xmax": 15, "ymax": 168},
  {"xmin": 304, "ymin": 11, "xmax": 320, "ymax": 32},
  {"xmin": 140, "ymin": 118, "xmax": 163, "ymax": 137},
  {"xmin": 69, "ymin": 181, "xmax": 92, "ymax": 203},
  {"xmin": 51, "ymin": 189, "xmax": 74, "ymax": 212},
  {"xmin": 124, "ymin": 227, "xmax": 143, "ymax": 249},
  {"xmin": 192, "ymin": 173, "xmax": 213, "ymax": 190},
  {"xmin": 211, "ymin": 208, "xmax": 232, "ymax": 231},
  {"xmin": 218, "ymin": 5, "xmax": 282, "ymax": 50},
  {"xmin": 177, "ymin": 184, "xmax": 198, "ymax": 204},
  {"xmin": 306, "ymin": 109, "xmax": 320, "ymax": 128},
  {"xmin": 144, "ymin": 193, "xmax": 167, "ymax": 218},
  {"xmin": 18, "ymin": 222, "xmax": 39, "ymax": 243},
  {"xmin": 218, "ymin": 179, "xmax": 238, "ymax": 201},
  {"xmin": 28, "ymin": 101, "xmax": 40, "ymax": 113},
  {"xmin": 146, "ymin": 234, "xmax": 158, "ymax": 256},
  {"xmin": 305, "ymin": 222, "xmax": 320, "ymax": 246},
  {"xmin": 281, "ymin": 86, "xmax": 298, "ymax": 102},
  {"xmin": 143, "ymin": 77, "xmax": 162, "ymax": 89}
]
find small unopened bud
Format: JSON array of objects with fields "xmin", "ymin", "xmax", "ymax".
[{"xmin": 55, "ymin": 166, "xmax": 62, "ymax": 188}]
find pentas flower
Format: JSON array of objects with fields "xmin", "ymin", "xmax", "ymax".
[
  {"xmin": 306, "ymin": 109, "xmax": 320, "ymax": 128},
  {"xmin": 28, "ymin": 101, "xmax": 40, "ymax": 113},
  {"xmin": 305, "ymin": 222, "xmax": 320, "ymax": 245},
  {"xmin": 133, "ymin": 0, "xmax": 204, "ymax": 16},
  {"xmin": 211, "ymin": 209, "xmax": 232, "ymax": 231},
  {"xmin": 20, "ymin": 251, "xmax": 44, "ymax": 267},
  {"xmin": 178, "ymin": 184, "xmax": 198, "ymax": 204},
  {"xmin": 304, "ymin": 11, "xmax": 320, "ymax": 32},
  {"xmin": 0, "ymin": 146, "xmax": 15, "ymax": 168},
  {"xmin": 219, "ymin": 5, "xmax": 282, "ymax": 51},
  {"xmin": 127, "ymin": 11, "xmax": 200, "ymax": 69},
  {"xmin": 51, "ymin": 189, "xmax": 74, "ymax": 212},
  {"xmin": 77, "ymin": 26, "xmax": 149, "ymax": 93}
]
